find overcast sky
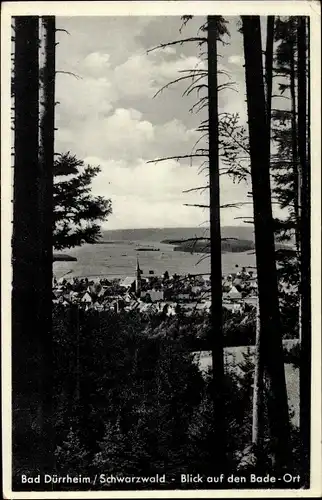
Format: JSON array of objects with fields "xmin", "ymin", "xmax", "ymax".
[{"xmin": 55, "ymin": 16, "xmax": 257, "ymax": 230}]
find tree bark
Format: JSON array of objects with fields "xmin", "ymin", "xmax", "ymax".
[
  {"xmin": 38, "ymin": 15, "xmax": 56, "ymax": 475},
  {"xmin": 252, "ymin": 16, "xmax": 274, "ymax": 462},
  {"xmin": 265, "ymin": 16, "xmax": 274, "ymax": 144},
  {"xmin": 297, "ymin": 15, "xmax": 311, "ymax": 487},
  {"xmin": 12, "ymin": 16, "xmax": 42, "ymax": 480},
  {"xmin": 252, "ymin": 298, "xmax": 264, "ymax": 457},
  {"xmin": 289, "ymin": 25, "xmax": 301, "ymax": 254},
  {"xmin": 207, "ymin": 16, "xmax": 226, "ymax": 472},
  {"xmin": 242, "ymin": 15, "xmax": 291, "ymax": 472}
]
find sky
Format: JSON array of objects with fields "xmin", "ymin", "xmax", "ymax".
[{"xmin": 55, "ymin": 16, "xmax": 256, "ymax": 230}]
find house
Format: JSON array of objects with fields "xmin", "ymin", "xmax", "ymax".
[
  {"xmin": 223, "ymin": 301, "xmax": 243, "ymax": 313},
  {"xmin": 166, "ymin": 303, "xmax": 177, "ymax": 316},
  {"xmin": 177, "ymin": 292, "xmax": 190, "ymax": 301},
  {"xmin": 149, "ymin": 289, "xmax": 164, "ymax": 302},
  {"xmin": 69, "ymin": 290, "xmax": 79, "ymax": 301},
  {"xmin": 244, "ymin": 296, "xmax": 258, "ymax": 307},
  {"xmin": 227, "ymin": 286, "xmax": 242, "ymax": 300},
  {"xmin": 201, "ymin": 275, "xmax": 211, "ymax": 287},
  {"xmin": 81, "ymin": 292, "xmax": 92, "ymax": 304},
  {"xmin": 120, "ymin": 277, "xmax": 136, "ymax": 288}
]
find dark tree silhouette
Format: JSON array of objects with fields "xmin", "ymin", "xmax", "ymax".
[
  {"xmin": 297, "ymin": 15, "xmax": 311, "ymax": 486},
  {"xmin": 38, "ymin": 15, "xmax": 56, "ymax": 475},
  {"xmin": 242, "ymin": 15, "xmax": 291, "ymax": 472},
  {"xmin": 12, "ymin": 14, "xmax": 43, "ymax": 475},
  {"xmin": 53, "ymin": 153, "xmax": 112, "ymax": 250},
  {"xmin": 207, "ymin": 15, "xmax": 226, "ymax": 473}
]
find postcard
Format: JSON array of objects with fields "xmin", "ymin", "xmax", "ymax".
[{"xmin": 1, "ymin": 1, "xmax": 321, "ymax": 498}]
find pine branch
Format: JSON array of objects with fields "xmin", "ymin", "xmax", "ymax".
[
  {"xmin": 153, "ymin": 74, "xmax": 202, "ymax": 98},
  {"xmin": 147, "ymin": 37, "xmax": 208, "ymax": 55},
  {"xmin": 182, "ymin": 185, "xmax": 209, "ymax": 193},
  {"xmin": 147, "ymin": 153, "xmax": 208, "ymax": 165},
  {"xmin": 183, "ymin": 203, "xmax": 209, "ymax": 208}
]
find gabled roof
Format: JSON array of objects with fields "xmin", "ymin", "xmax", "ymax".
[
  {"xmin": 82, "ymin": 292, "xmax": 92, "ymax": 303},
  {"xmin": 227, "ymin": 286, "xmax": 242, "ymax": 298},
  {"xmin": 120, "ymin": 277, "xmax": 136, "ymax": 287}
]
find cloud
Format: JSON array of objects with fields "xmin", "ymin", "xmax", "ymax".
[
  {"xmin": 54, "ymin": 16, "xmax": 252, "ymax": 228},
  {"xmin": 56, "ymin": 106, "xmax": 200, "ymax": 163},
  {"xmin": 228, "ymin": 54, "xmax": 244, "ymax": 65},
  {"xmin": 55, "ymin": 74, "xmax": 114, "ymax": 124},
  {"xmin": 82, "ymin": 155, "xmax": 206, "ymax": 229},
  {"xmin": 80, "ymin": 152, "xmax": 252, "ymax": 230},
  {"xmin": 55, "ymin": 45, "xmax": 206, "ymax": 135},
  {"xmin": 82, "ymin": 52, "xmax": 111, "ymax": 74}
]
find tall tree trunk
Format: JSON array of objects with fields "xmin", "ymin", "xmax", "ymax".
[
  {"xmin": 207, "ymin": 15, "xmax": 226, "ymax": 472},
  {"xmin": 288, "ymin": 25, "xmax": 303, "ymax": 348},
  {"xmin": 289, "ymin": 29, "xmax": 301, "ymax": 252},
  {"xmin": 12, "ymin": 16, "xmax": 42, "ymax": 480},
  {"xmin": 265, "ymin": 15, "xmax": 274, "ymax": 143},
  {"xmin": 297, "ymin": 15, "xmax": 311, "ymax": 487},
  {"xmin": 252, "ymin": 16, "xmax": 275, "ymax": 462},
  {"xmin": 38, "ymin": 15, "xmax": 56, "ymax": 476},
  {"xmin": 252, "ymin": 298, "xmax": 264, "ymax": 457},
  {"xmin": 242, "ymin": 15, "xmax": 291, "ymax": 472}
]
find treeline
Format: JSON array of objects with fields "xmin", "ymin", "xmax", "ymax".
[
  {"xmin": 13, "ymin": 306, "xmax": 301, "ymax": 491},
  {"xmin": 169, "ymin": 238, "xmax": 254, "ymax": 253},
  {"xmin": 163, "ymin": 238, "xmax": 293, "ymax": 254}
]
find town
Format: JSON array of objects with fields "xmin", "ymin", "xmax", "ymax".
[{"xmin": 53, "ymin": 260, "xmax": 258, "ymax": 317}]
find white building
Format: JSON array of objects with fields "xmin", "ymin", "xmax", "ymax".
[{"xmin": 149, "ymin": 289, "xmax": 164, "ymax": 302}]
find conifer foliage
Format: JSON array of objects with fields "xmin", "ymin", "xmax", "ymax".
[{"xmin": 53, "ymin": 153, "xmax": 112, "ymax": 250}]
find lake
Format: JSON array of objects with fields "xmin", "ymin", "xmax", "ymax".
[{"xmin": 53, "ymin": 227, "xmax": 256, "ymax": 280}]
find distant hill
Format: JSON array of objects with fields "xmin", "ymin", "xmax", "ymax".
[
  {"xmin": 53, "ymin": 253, "xmax": 77, "ymax": 262},
  {"xmin": 99, "ymin": 226, "xmax": 292, "ymax": 254},
  {"xmin": 169, "ymin": 238, "xmax": 255, "ymax": 254},
  {"xmin": 100, "ymin": 226, "xmax": 255, "ymax": 243}
]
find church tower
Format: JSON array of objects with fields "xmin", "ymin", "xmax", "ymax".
[{"xmin": 135, "ymin": 258, "xmax": 141, "ymax": 297}]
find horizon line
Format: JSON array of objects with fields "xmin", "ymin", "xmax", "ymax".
[{"xmin": 101, "ymin": 224, "xmax": 249, "ymax": 231}]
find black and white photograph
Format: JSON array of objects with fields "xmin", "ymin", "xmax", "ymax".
[{"xmin": 1, "ymin": 1, "xmax": 321, "ymax": 498}]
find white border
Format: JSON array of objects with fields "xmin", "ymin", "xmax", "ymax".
[{"xmin": 1, "ymin": 1, "xmax": 321, "ymax": 499}]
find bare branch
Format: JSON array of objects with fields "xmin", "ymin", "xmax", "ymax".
[
  {"xmin": 153, "ymin": 74, "xmax": 202, "ymax": 98},
  {"xmin": 147, "ymin": 153, "xmax": 208, "ymax": 165},
  {"xmin": 56, "ymin": 28, "xmax": 70, "ymax": 35},
  {"xmin": 184, "ymin": 203, "xmax": 209, "ymax": 208},
  {"xmin": 185, "ymin": 83, "xmax": 208, "ymax": 97},
  {"xmin": 182, "ymin": 185, "xmax": 209, "ymax": 194},
  {"xmin": 195, "ymin": 253, "xmax": 210, "ymax": 266},
  {"xmin": 178, "ymin": 69, "xmax": 207, "ymax": 76},
  {"xmin": 147, "ymin": 37, "xmax": 208, "ymax": 55},
  {"xmin": 271, "ymin": 94, "xmax": 291, "ymax": 100},
  {"xmin": 190, "ymin": 132, "xmax": 208, "ymax": 153},
  {"xmin": 56, "ymin": 70, "xmax": 82, "ymax": 80}
]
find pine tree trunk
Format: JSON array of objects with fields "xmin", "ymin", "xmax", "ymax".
[
  {"xmin": 252, "ymin": 298, "xmax": 264, "ymax": 456},
  {"xmin": 265, "ymin": 16, "xmax": 274, "ymax": 143},
  {"xmin": 289, "ymin": 32, "xmax": 301, "ymax": 252},
  {"xmin": 207, "ymin": 15, "xmax": 226, "ymax": 472},
  {"xmin": 297, "ymin": 15, "xmax": 311, "ymax": 486},
  {"xmin": 288, "ymin": 26, "xmax": 303, "ymax": 348},
  {"xmin": 38, "ymin": 15, "xmax": 56, "ymax": 474},
  {"xmin": 12, "ymin": 16, "xmax": 42, "ymax": 480},
  {"xmin": 252, "ymin": 16, "xmax": 274, "ymax": 462},
  {"xmin": 242, "ymin": 15, "xmax": 291, "ymax": 472}
]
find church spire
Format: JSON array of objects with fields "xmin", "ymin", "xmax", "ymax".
[{"xmin": 135, "ymin": 257, "xmax": 141, "ymax": 297}]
